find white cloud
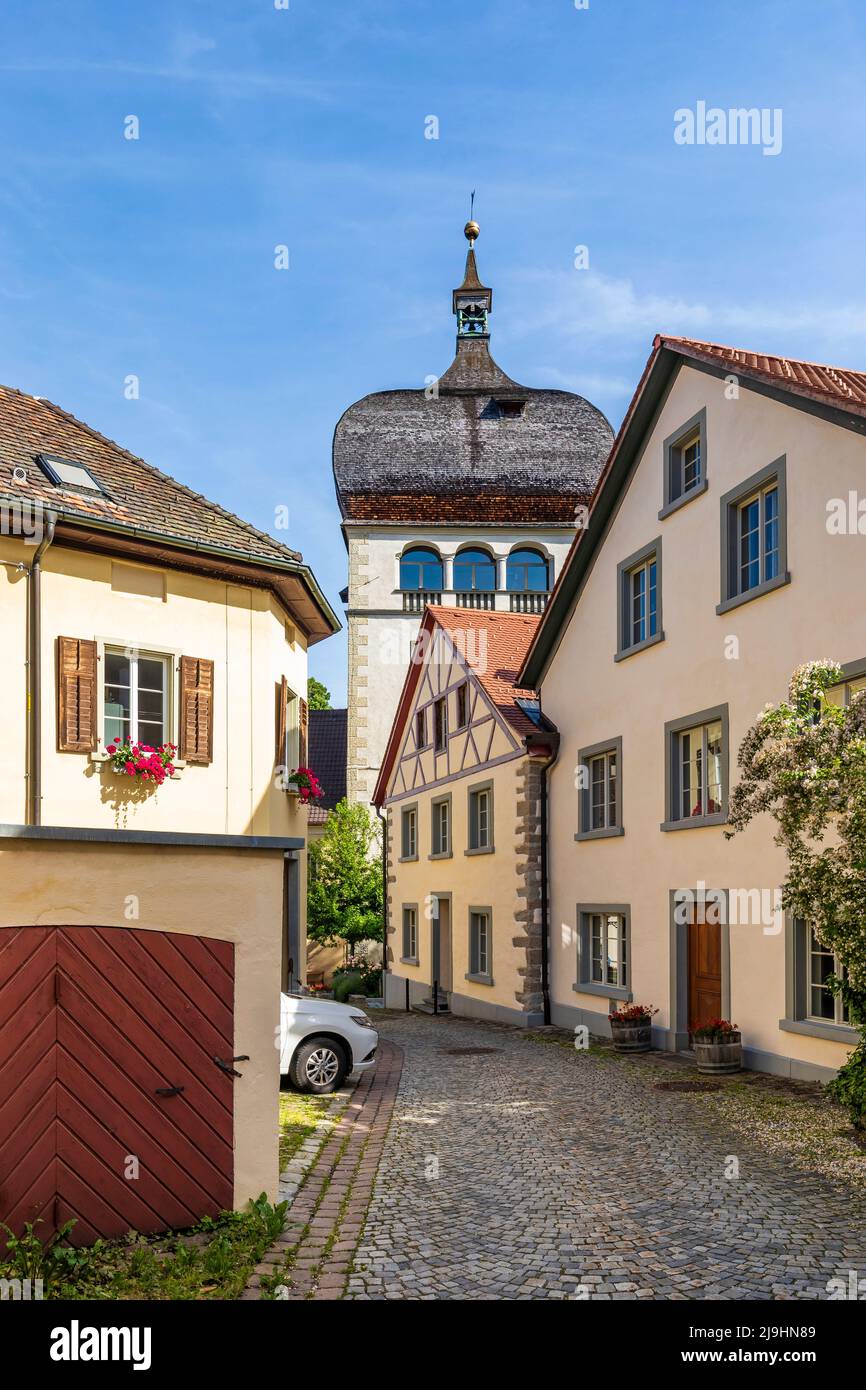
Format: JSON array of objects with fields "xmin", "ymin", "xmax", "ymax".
[{"xmin": 508, "ymin": 268, "xmax": 866, "ymax": 353}]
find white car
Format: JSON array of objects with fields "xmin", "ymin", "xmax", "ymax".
[{"xmin": 279, "ymin": 992, "xmax": 379, "ymax": 1094}]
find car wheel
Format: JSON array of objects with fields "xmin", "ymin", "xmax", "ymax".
[{"xmin": 289, "ymin": 1036, "xmax": 349, "ymax": 1095}]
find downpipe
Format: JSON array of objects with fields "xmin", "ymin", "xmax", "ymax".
[{"xmin": 27, "ymin": 511, "xmax": 57, "ymax": 826}]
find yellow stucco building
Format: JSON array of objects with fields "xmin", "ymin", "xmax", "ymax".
[
  {"xmin": 375, "ymin": 606, "xmax": 556, "ymax": 1025},
  {"xmin": 0, "ymin": 383, "xmax": 339, "ymax": 1242}
]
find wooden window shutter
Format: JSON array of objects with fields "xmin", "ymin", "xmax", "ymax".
[
  {"xmin": 299, "ymin": 697, "xmax": 308, "ymax": 769},
  {"xmin": 57, "ymin": 637, "xmax": 97, "ymax": 752},
  {"xmin": 276, "ymin": 675, "xmax": 288, "ymax": 765},
  {"xmin": 179, "ymin": 656, "xmax": 214, "ymax": 765}
]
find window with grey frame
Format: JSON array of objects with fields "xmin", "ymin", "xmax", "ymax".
[
  {"xmin": 576, "ymin": 737, "xmax": 623, "ymax": 840},
  {"xmin": 664, "ymin": 707, "xmax": 728, "ymax": 829},
  {"xmin": 415, "ymin": 707, "xmax": 427, "ymax": 748},
  {"xmin": 807, "ymin": 926, "xmax": 850, "ymax": 1026},
  {"xmin": 826, "ymin": 658, "xmax": 866, "ymax": 710},
  {"xmin": 577, "ymin": 908, "xmax": 629, "ymax": 993},
  {"xmin": 661, "ymin": 408, "xmax": 707, "ymax": 517},
  {"xmin": 401, "ymin": 805, "xmax": 417, "ymax": 860},
  {"xmin": 784, "ymin": 918, "xmax": 856, "ymax": 1039},
  {"xmin": 468, "ymin": 909, "xmax": 492, "ymax": 980},
  {"xmin": 467, "ymin": 783, "xmax": 493, "ymax": 852},
  {"xmin": 616, "ymin": 539, "xmax": 662, "ymax": 660},
  {"xmin": 431, "ymin": 797, "xmax": 450, "ymax": 856},
  {"xmin": 402, "ymin": 905, "xmax": 418, "ymax": 961},
  {"xmin": 718, "ymin": 458, "xmax": 789, "ymax": 614}
]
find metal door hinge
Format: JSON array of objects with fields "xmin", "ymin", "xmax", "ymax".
[{"xmin": 213, "ymin": 1055, "xmax": 249, "ymax": 1078}]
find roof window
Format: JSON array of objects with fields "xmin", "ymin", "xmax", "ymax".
[{"xmin": 36, "ymin": 453, "xmax": 104, "ymax": 494}]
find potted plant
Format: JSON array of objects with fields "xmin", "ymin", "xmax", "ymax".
[
  {"xmin": 693, "ymin": 1019, "xmax": 742, "ymax": 1074},
  {"xmin": 608, "ymin": 1003, "xmax": 657, "ymax": 1053},
  {"xmin": 108, "ymin": 737, "xmax": 177, "ymax": 786},
  {"xmin": 284, "ymin": 767, "xmax": 323, "ymax": 804}
]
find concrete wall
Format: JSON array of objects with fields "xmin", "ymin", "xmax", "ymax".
[
  {"xmin": 541, "ymin": 362, "xmax": 865, "ymax": 1079},
  {"xmin": 0, "ymin": 840, "xmax": 285, "ymax": 1206}
]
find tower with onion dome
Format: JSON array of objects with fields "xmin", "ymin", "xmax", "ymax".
[{"xmin": 333, "ymin": 221, "xmax": 613, "ymax": 806}]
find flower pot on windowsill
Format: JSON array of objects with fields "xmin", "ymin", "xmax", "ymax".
[
  {"xmin": 283, "ymin": 767, "xmax": 323, "ymax": 805},
  {"xmin": 693, "ymin": 1023, "xmax": 742, "ymax": 1074},
  {"xmin": 608, "ymin": 1005, "xmax": 657, "ymax": 1053}
]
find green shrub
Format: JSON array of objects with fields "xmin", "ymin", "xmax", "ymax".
[
  {"xmin": 828, "ymin": 1032, "xmax": 866, "ymax": 1130},
  {"xmin": 1, "ymin": 1219, "xmax": 78, "ymax": 1281},
  {"xmin": 246, "ymin": 1192, "xmax": 288, "ymax": 1241},
  {"xmin": 333, "ymin": 970, "xmax": 364, "ymax": 1002}
]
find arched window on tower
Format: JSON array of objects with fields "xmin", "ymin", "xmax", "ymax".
[
  {"xmin": 506, "ymin": 548, "xmax": 550, "ymax": 614},
  {"xmin": 400, "ymin": 547, "xmax": 443, "ymax": 613},
  {"xmin": 454, "ymin": 547, "xmax": 496, "ymax": 610}
]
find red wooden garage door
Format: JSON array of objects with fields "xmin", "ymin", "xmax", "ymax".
[{"xmin": 0, "ymin": 925, "xmax": 235, "ymax": 1246}]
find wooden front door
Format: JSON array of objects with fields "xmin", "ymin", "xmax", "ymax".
[
  {"xmin": 0, "ymin": 925, "xmax": 235, "ymax": 1247},
  {"xmin": 687, "ymin": 905, "xmax": 722, "ymax": 1035}
]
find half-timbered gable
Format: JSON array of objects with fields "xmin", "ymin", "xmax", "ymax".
[{"xmin": 375, "ymin": 607, "xmax": 557, "ymax": 1027}]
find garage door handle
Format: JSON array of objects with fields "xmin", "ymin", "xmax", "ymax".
[
  {"xmin": 214, "ymin": 1055, "xmax": 249, "ymax": 1077},
  {"xmin": 155, "ymin": 1085, "xmax": 184, "ymax": 1097}
]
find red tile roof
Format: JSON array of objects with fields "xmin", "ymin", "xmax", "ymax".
[
  {"xmin": 373, "ymin": 605, "xmax": 553, "ymax": 806},
  {"xmin": 658, "ymin": 336, "xmax": 866, "ymax": 416},
  {"xmin": 424, "ymin": 606, "xmax": 543, "ymax": 739},
  {"xmin": 0, "ymin": 382, "xmax": 304, "ymax": 566}
]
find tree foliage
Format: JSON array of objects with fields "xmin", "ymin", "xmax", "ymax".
[
  {"xmin": 307, "ymin": 677, "xmax": 331, "ymax": 711},
  {"xmin": 307, "ymin": 799, "xmax": 383, "ymax": 948},
  {"xmin": 726, "ymin": 660, "xmax": 866, "ymax": 1124}
]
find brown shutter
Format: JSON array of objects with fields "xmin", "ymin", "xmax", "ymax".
[
  {"xmin": 276, "ymin": 676, "xmax": 288, "ymax": 765},
  {"xmin": 299, "ymin": 697, "xmax": 308, "ymax": 769},
  {"xmin": 57, "ymin": 637, "xmax": 97, "ymax": 752},
  {"xmin": 179, "ymin": 656, "xmax": 214, "ymax": 765}
]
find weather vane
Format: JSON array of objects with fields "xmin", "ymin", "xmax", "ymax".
[{"xmin": 464, "ymin": 190, "xmax": 479, "ymax": 245}]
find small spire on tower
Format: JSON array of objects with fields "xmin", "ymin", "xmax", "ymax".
[{"xmin": 453, "ymin": 199, "xmax": 491, "ymax": 338}]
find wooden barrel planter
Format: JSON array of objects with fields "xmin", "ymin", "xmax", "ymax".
[
  {"xmin": 694, "ymin": 1032, "xmax": 742, "ymax": 1074},
  {"xmin": 610, "ymin": 1018, "xmax": 653, "ymax": 1053}
]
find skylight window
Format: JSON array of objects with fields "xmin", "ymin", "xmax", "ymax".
[{"xmin": 36, "ymin": 453, "xmax": 104, "ymax": 494}]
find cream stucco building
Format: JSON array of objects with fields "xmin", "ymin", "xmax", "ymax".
[
  {"xmin": 333, "ymin": 225, "xmax": 611, "ymax": 808},
  {"xmin": 521, "ymin": 335, "xmax": 866, "ymax": 1082},
  {"xmin": 0, "ymin": 383, "xmax": 339, "ymax": 1242}
]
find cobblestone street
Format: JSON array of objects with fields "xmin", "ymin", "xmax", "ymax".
[{"xmin": 345, "ymin": 1013, "xmax": 866, "ymax": 1301}]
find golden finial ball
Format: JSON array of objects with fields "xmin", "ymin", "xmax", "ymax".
[{"xmin": 464, "ymin": 220, "xmax": 480, "ymax": 243}]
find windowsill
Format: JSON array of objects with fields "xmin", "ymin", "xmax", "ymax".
[
  {"xmin": 779, "ymin": 1017, "xmax": 859, "ymax": 1045},
  {"xmin": 465, "ymin": 845, "xmax": 495, "ymax": 857},
  {"xmin": 400, "ymin": 956, "xmax": 420, "ymax": 966},
  {"xmin": 575, "ymin": 826, "xmax": 624, "ymax": 842},
  {"xmin": 658, "ymin": 478, "xmax": 708, "ymax": 520},
  {"xmin": 573, "ymin": 981, "xmax": 632, "ymax": 1002},
  {"xmin": 428, "ymin": 851, "xmax": 453, "ymax": 861},
  {"xmin": 614, "ymin": 630, "xmax": 665, "ymax": 663},
  {"xmin": 715, "ymin": 571, "xmax": 790, "ymax": 616},
  {"xmin": 660, "ymin": 813, "xmax": 727, "ymax": 832},
  {"xmin": 398, "ymin": 855, "xmax": 419, "ymax": 864},
  {"xmin": 465, "ymin": 972, "xmax": 494, "ymax": 987}
]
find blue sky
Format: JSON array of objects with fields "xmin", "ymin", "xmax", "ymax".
[{"xmin": 1, "ymin": 0, "xmax": 864, "ymax": 702}]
